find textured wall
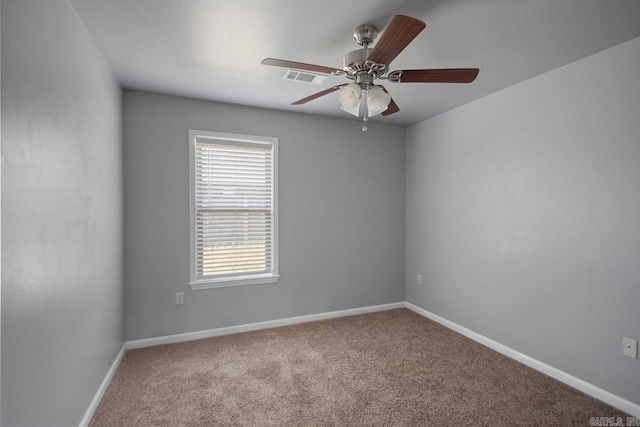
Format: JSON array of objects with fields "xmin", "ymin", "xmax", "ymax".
[
  {"xmin": 406, "ymin": 37, "xmax": 640, "ymax": 404},
  {"xmin": 1, "ymin": 1, "xmax": 123, "ymax": 425},
  {"xmin": 123, "ymin": 91, "xmax": 405, "ymax": 340}
]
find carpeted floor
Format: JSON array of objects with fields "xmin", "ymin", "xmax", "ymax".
[{"xmin": 90, "ymin": 308, "xmax": 628, "ymax": 426}]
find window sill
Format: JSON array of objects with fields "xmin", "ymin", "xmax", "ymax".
[{"xmin": 189, "ymin": 274, "xmax": 280, "ymax": 290}]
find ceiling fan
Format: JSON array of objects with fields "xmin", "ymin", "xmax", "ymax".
[{"xmin": 262, "ymin": 15, "xmax": 479, "ymax": 130}]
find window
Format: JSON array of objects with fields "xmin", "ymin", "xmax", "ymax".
[{"xmin": 189, "ymin": 130, "xmax": 279, "ymax": 290}]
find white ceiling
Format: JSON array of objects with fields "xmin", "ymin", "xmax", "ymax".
[{"xmin": 69, "ymin": 0, "xmax": 640, "ymax": 127}]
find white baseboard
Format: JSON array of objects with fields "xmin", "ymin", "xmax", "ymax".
[
  {"xmin": 404, "ymin": 302, "xmax": 640, "ymax": 418},
  {"xmin": 79, "ymin": 343, "xmax": 126, "ymax": 427},
  {"xmin": 126, "ymin": 302, "xmax": 405, "ymax": 350}
]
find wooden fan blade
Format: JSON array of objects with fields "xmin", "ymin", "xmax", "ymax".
[
  {"xmin": 381, "ymin": 98, "xmax": 399, "ymax": 116},
  {"xmin": 292, "ymin": 85, "xmax": 346, "ymax": 105},
  {"xmin": 393, "ymin": 68, "xmax": 479, "ymax": 83},
  {"xmin": 367, "ymin": 15, "xmax": 426, "ymax": 66},
  {"xmin": 380, "ymin": 87, "xmax": 399, "ymax": 116},
  {"xmin": 262, "ymin": 58, "xmax": 342, "ymax": 75}
]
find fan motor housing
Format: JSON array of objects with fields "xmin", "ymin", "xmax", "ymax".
[
  {"xmin": 343, "ymin": 48, "xmax": 370, "ymax": 74},
  {"xmin": 343, "ymin": 48, "xmax": 388, "ymax": 78}
]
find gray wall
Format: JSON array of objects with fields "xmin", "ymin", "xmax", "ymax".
[
  {"xmin": 1, "ymin": 1, "xmax": 124, "ymax": 425},
  {"xmin": 123, "ymin": 91, "xmax": 405, "ymax": 340},
  {"xmin": 406, "ymin": 36, "xmax": 640, "ymax": 404},
  {"xmin": 1, "ymin": 2, "xmax": 3, "ymax": 422}
]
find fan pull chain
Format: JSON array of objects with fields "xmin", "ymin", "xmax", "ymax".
[{"xmin": 362, "ymin": 114, "xmax": 368, "ymax": 132}]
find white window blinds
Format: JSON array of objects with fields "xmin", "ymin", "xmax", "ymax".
[{"xmin": 190, "ymin": 130, "xmax": 278, "ymax": 288}]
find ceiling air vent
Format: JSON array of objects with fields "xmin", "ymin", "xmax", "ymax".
[{"xmin": 284, "ymin": 70, "xmax": 327, "ymax": 85}]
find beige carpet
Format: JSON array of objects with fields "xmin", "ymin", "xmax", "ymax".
[{"xmin": 91, "ymin": 309, "xmax": 628, "ymax": 426}]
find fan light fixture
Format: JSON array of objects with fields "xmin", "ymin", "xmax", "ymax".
[
  {"xmin": 338, "ymin": 83, "xmax": 391, "ymax": 130},
  {"xmin": 367, "ymin": 86, "xmax": 391, "ymax": 117},
  {"xmin": 338, "ymin": 83, "xmax": 362, "ymax": 116}
]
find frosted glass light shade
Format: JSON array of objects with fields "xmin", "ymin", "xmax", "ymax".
[
  {"xmin": 338, "ymin": 83, "xmax": 362, "ymax": 116},
  {"xmin": 367, "ymin": 86, "xmax": 391, "ymax": 117}
]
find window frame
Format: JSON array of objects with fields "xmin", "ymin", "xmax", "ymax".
[{"xmin": 188, "ymin": 129, "xmax": 279, "ymax": 290}]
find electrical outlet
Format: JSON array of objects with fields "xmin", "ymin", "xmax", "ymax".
[
  {"xmin": 622, "ymin": 337, "xmax": 637, "ymax": 359},
  {"xmin": 175, "ymin": 292, "xmax": 184, "ymax": 305},
  {"xmin": 417, "ymin": 274, "xmax": 422, "ymax": 285}
]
